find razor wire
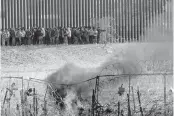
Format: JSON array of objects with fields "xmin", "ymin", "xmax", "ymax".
[
  {"xmin": 1, "ymin": 63, "xmax": 173, "ymax": 116},
  {"xmin": 1, "ymin": 59, "xmax": 173, "ymax": 86}
]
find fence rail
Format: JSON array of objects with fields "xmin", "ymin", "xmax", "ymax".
[{"xmin": 0, "ymin": 0, "xmax": 172, "ymax": 41}]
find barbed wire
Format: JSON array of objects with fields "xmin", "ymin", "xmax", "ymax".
[
  {"xmin": 1, "ymin": 59, "xmax": 173, "ymax": 87},
  {"xmin": 1, "ymin": 72, "xmax": 173, "ymax": 87}
]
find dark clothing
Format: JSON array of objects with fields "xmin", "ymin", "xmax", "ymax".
[
  {"xmin": 25, "ymin": 30, "xmax": 32, "ymax": 45},
  {"xmin": 10, "ymin": 30, "xmax": 16, "ymax": 46},
  {"xmin": 64, "ymin": 30, "xmax": 68, "ymax": 44},
  {"xmin": 81, "ymin": 30, "xmax": 89, "ymax": 44},
  {"xmin": 45, "ymin": 30, "xmax": 50, "ymax": 45}
]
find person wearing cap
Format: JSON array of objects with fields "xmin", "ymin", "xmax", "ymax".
[{"xmin": 1, "ymin": 29, "xmax": 10, "ymax": 46}]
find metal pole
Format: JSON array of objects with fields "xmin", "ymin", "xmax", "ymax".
[
  {"xmin": 70, "ymin": 0, "xmax": 74, "ymax": 27},
  {"xmin": 49, "ymin": 0, "xmax": 52, "ymax": 28},
  {"xmin": 8, "ymin": 0, "xmax": 11, "ymax": 28},
  {"xmin": 58, "ymin": 0, "xmax": 61, "ymax": 27},
  {"xmin": 42, "ymin": 0, "xmax": 45, "ymax": 28},
  {"xmin": 52, "ymin": 0, "xmax": 55, "ymax": 28},
  {"xmin": 74, "ymin": 0, "xmax": 76, "ymax": 27},
  {"xmin": 64, "ymin": 0, "xmax": 67, "ymax": 27}
]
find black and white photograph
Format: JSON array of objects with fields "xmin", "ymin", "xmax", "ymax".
[{"xmin": 0, "ymin": 0, "xmax": 173, "ymax": 115}]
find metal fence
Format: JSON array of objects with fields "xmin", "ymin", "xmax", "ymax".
[{"xmin": 0, "ymin": 0, "xmax": 172, "ymax": 40}]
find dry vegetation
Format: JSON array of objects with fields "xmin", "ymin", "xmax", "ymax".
[{"xmin": 1, "ymin": 42, "xmax": 173, "ymax": 116}]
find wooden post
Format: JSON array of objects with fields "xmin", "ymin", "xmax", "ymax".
[
  {"xmin": 44, "ymin": 100, "xmax": 47, "ymax": 116},
  {"xmin": 21, "ymin": 77, "xmax": 25, "ymax": 116},
  {"xmin": 129, "ymin": 76, "xmax": 131, "ymax": 96},
  {"xmin": 16, "ymin": 104, "xmax": 20, "ymax": 116},
  {"xmin": 163, "ymin": 74, "xmax": 167, "ymax": 116},
  {"xmin": 36, "ymin": 96, "xmax": 38, "ymax": 116},
  {"xmin": 91, "ymin": 89, "xmax": 95, "ymax": 116},
  {"xmin": 3, "ymin": 89, "xmax": 8, "ymax": 109},
  {"xmin": 137, "ymin": 88, "xmax": 143, "ymax": 116},
  {"xmin": 131, "ymin": 86, "xmax": 136, "ymax": 113},
  {"xmin": 118, "ymin": 101, "xmax": 120, "ymax": 116},
  {"xmin": 33, "ymin": 88, "xmax": 37, "ymax": 116},
  {"xmin": 127, "ymin": 94, "xmax": 131, "ymax": 116},
  {"xmin": 95, "ymin": 76, "xmax": 99, "ymax": 103}
]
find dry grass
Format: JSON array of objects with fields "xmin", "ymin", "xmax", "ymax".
[{"xmin": 1, "ymin": 41, "xmax": 173, "ymax": 116}]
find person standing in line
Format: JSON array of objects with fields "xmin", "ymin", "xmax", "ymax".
[
  {"xmin": 60, "ymin": 27, "xmax": 65, "ymax": 44},
  {"xmin": 89, "ymin": 27, "xmax": 94, "ymax": 44},
  {"xmin": 67, "ymin": 27, "xmax": 72, "ymax": 44},
  {"xmin": 97, "ymin": 27, "xmax": 106, "ymax": 44},
  {"xmin": 93, "ymin": 27, "xmax": 98, "ymax": 44},
  {"xmin": 64, "ymin": 28, "xmax": 69, "ymax": 45},
  {"xmin": 25, "ymin": 28, "xmax": 33, "ymax": 45},
  {"xmin": 20, "ymin": 27, "xmax": 26, "ymax": 45},
  {"xmin": 1, "ymin": 29, "xmax": 10, "ymax": 46},
  {"xmin": 10, "ymin": 28, "xmax": 16, "ymax": 46},
  {"xmin": 84, "ymin": 27, "xmax": 90, "ymax": 44},
  {"xmin": 39, "ymin": 27, "xmax": 46, "ymax": 45},
  {"xmin": 49, "ymin": 28, "xmax": 56, "ymax": 45},
  {"xmin": 55, "ymin": 27, "xmax": 60, "ymax": 45}
]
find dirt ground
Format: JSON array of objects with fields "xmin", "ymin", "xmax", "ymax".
[
  {"xmin": 1, "ymin": 42, "xmax": 173, "ymax": 116},
  {"xmin": 1, "ymin": 43, "xmax": 125, "ymax": 79}
]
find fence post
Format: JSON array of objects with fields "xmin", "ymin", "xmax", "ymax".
[
  {"xmin": 44, "ymin": 100, "xmax": 47, "ymax": 116},
  {"xmin": 95, "ymin": 76, "xmax": 99, "ymax": 103},
  {"xmin": 129, "ymin": 76, "xmax": 131, "ymax": 95},
  {"xmin": 163, "ymin": 74, "xmax": 167, "ymax": 116},
  {"xmin": 91, "ymin": 89, "xmax": 95, "ymax": 116},
  {"xmin": 131, "ymin": 86, "xmax": 136, "ymax": 113},
  {"xmin": 117, "ymin": 101, "xmax": 120, "ymax": 116},
  {"xmin": 33, "ymin": 88, "xmax": 37, "ymax": 116},
  {"xmin": 16, "ymin": 104, "xmax": 21, "ymax": 116},
  {"xmin": 21, "ymin": 77, "xmax": 25, "ymax": 116},
  {"xmin": 137, "ymin": 87, "xmax": 143, "ymax": 116},
  {"xmin": 127, "ymin": 94, "xmax": 131, "ymax": 116}
]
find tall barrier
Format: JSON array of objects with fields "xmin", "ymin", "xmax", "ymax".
[{"xmin": 1, "ymin": 0, "xmax": 172, "ymax": 42}]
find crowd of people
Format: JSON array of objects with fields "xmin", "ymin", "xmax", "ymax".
[{"xmin": 1, "ymin": 26, "xmax": 106, "ymax": 46}]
